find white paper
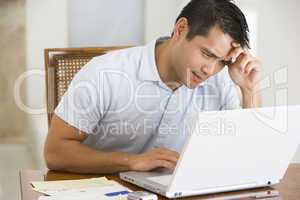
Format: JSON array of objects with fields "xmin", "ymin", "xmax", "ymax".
[
  {"xmin": 31, "ymin": 177, "xmax": 113, "ymax": 193},
  {"xmin": 34, "ymin": 178, "xmax": 130, "ymax": 200}
]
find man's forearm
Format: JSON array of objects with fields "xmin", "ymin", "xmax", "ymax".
[
  {"xmin": 45, "ymin": 140, "xmax": 134, "ymax": 174},
  {"xmin": 241, "ymin": 86, "xmax": 262, "ymax": 108}
]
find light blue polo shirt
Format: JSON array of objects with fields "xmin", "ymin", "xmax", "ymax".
[{"xmin": 54, "ymin": 37, "xmax": 241, "ymax": 153}]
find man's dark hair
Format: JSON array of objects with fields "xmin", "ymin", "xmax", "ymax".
[{"xmin": 176, "ymin": 0, "xmax": 250, "ymax": 48}]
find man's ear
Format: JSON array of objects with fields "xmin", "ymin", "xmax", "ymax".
[{"xmin": 172, "ymin": 17, "xmax": 189, "ymax": 41}]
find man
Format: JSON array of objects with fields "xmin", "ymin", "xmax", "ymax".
[{"xmin": 44, "ymin": 0, "xmax": 261, "ymax": 174}]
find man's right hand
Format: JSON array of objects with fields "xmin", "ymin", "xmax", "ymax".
[{"xmin": 128, "ymin": 148, "xmax": 180, "ymax": 172}]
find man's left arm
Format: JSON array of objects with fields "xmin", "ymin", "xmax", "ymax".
[
  {"xmin": 227, "ymin": 43, "xmax": 262, "ymax": 108},
  {"xmin": 240, "ymin": 85, "xmax": 262, "ymax": 108}
]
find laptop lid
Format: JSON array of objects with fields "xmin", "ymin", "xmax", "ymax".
[{"xmin": 168, "ymin": 105, "xmax": 300, "ymax": 194}]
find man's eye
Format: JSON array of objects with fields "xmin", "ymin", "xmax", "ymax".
[
  {"xmin": 220, "ymin": 60, "xmax": 232, "ymax": 66},
  {"xmin": 201, "ymin": 51, "xmax": 210, "ymax": 58},
  {"xmin": 220, "ymin": 61, "xmax": 227, "ymax": 66}
]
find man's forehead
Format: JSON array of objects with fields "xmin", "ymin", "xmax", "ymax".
[{"xmin": 192, "ymin": 27, "xmax": 235, "ymax": 59}]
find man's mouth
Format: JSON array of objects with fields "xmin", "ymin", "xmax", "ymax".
[{"xmin": 191, "ymin": 71, "xmax": 203, "ymax": 83}]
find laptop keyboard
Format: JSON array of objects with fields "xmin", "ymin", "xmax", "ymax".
[{"xmin": 147, "ymin": 175, "xmax": 172, "ymax": 186}]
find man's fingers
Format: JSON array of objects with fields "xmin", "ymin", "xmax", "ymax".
[
  {"xmin": 244, "ymin": 61, "xmax": 261, "ymax": 74},
  {"xmin": 156, "ymin": 148, "xmax": 180, "ymax": 159},
  {"xmin": 152, "ymin": 150, "xmax": 179, "ymax": 163},
  {"xmin": 153, "ymin": 160, "xmax": 176, "ymax": 170},
  {"xmin": 155, "ymin": 153, "xmax": 179, "ymax": 163},
  {"xmin": 235, "ymin": 53, "xmax": 252, "ymax": 73},
  {"xmin": 150, "ymin": 148, "xmax": 179, "ymax": 164},
  {"xmin": 227, "ymin": 47, "xmax": 244, "ymax": 62},
  {"xmin": 232, "ymin": 42, "xmax": 241, "ymax": 48}
]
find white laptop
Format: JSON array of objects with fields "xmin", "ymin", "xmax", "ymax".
[{"xmin": 120, "ymin": 105, "xmax": 300, "ymax": 198}]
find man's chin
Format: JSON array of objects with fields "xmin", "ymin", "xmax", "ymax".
[{"xmin": 184, "ymin": 81, "xmax": 202, "ymax": 89}]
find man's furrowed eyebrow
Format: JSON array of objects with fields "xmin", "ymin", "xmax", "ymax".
[
  {"xmin": 201, "ymin": 47, "xmax": 221, "ymax": 59},
  {"xmin": 201, "ymin": 47, "xmax": 232, "ymax": 65}
]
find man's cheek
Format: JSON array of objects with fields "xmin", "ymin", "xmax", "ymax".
[{"xmin": 212, "ymin": 66, "xmax": 225, "ymax": 76}]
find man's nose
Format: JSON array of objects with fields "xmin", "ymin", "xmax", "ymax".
[
  {"xmin": 201, "ymin": 64, "xmax": 213, "ymax": 76},
  {"xmin": 201, "ymin": 60, "xmax": 219, "ymax": 76}
]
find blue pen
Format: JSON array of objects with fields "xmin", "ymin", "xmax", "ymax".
[{"xmin": 105, "ymin": 190, "xmax": 129, "ymax": 197}]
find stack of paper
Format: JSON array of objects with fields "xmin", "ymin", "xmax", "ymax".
[{"xmin": 31, "ymin": 177, "xmax": 131, "ymax": 200}]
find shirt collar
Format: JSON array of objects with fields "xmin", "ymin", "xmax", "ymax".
[{"xmin": 138, "ymin": 38, "xmax": 161, "ymax": 82}]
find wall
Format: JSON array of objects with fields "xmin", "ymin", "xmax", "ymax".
[
  {"xmin": 0, "ymin": 0, "xmax": 27, "ymax": 142},
  {"xmin": 237, "ymin": 0, "xmax": 300, "ymax": 162},
  {"xmin": 69, "ymin": 0, "xmax": 144, "ymax": 47},
  {"xmin": 144, "ymin": 0, "xmax": 182, "ymax": 42},
  {"xmin": 25, "ymin": 0, "xmax": 69, "ymax": 168}
]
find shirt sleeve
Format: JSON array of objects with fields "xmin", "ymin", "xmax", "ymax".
[{"xmin": 54, "ymin": 58, "xmax": 108, "ymax": 134}]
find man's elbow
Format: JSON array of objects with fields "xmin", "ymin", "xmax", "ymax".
[
  {"xmin": 44, "ymin": 150, "xmax": 59, "ymax": 170},
  {"xmin": 44, "ymin": 143, "xmax": 65, "ymax": 171}
]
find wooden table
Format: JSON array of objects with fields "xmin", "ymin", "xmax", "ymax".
[{"xmin": 20, "ymin": 164, "xmax": 300, "ymax": 200}]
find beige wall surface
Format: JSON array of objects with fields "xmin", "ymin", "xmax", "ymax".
[
  {"xmin": 25, "ymin": 0, "xmax": 69, "ymax": 168},
  {"xmin": 0, "ymin": 0, "xmax": 27, "ymax": 142}
]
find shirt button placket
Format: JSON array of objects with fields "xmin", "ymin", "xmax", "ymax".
[{"xmin": 155, "ymin": 90, "xmax": 180, "ymax": 148}]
